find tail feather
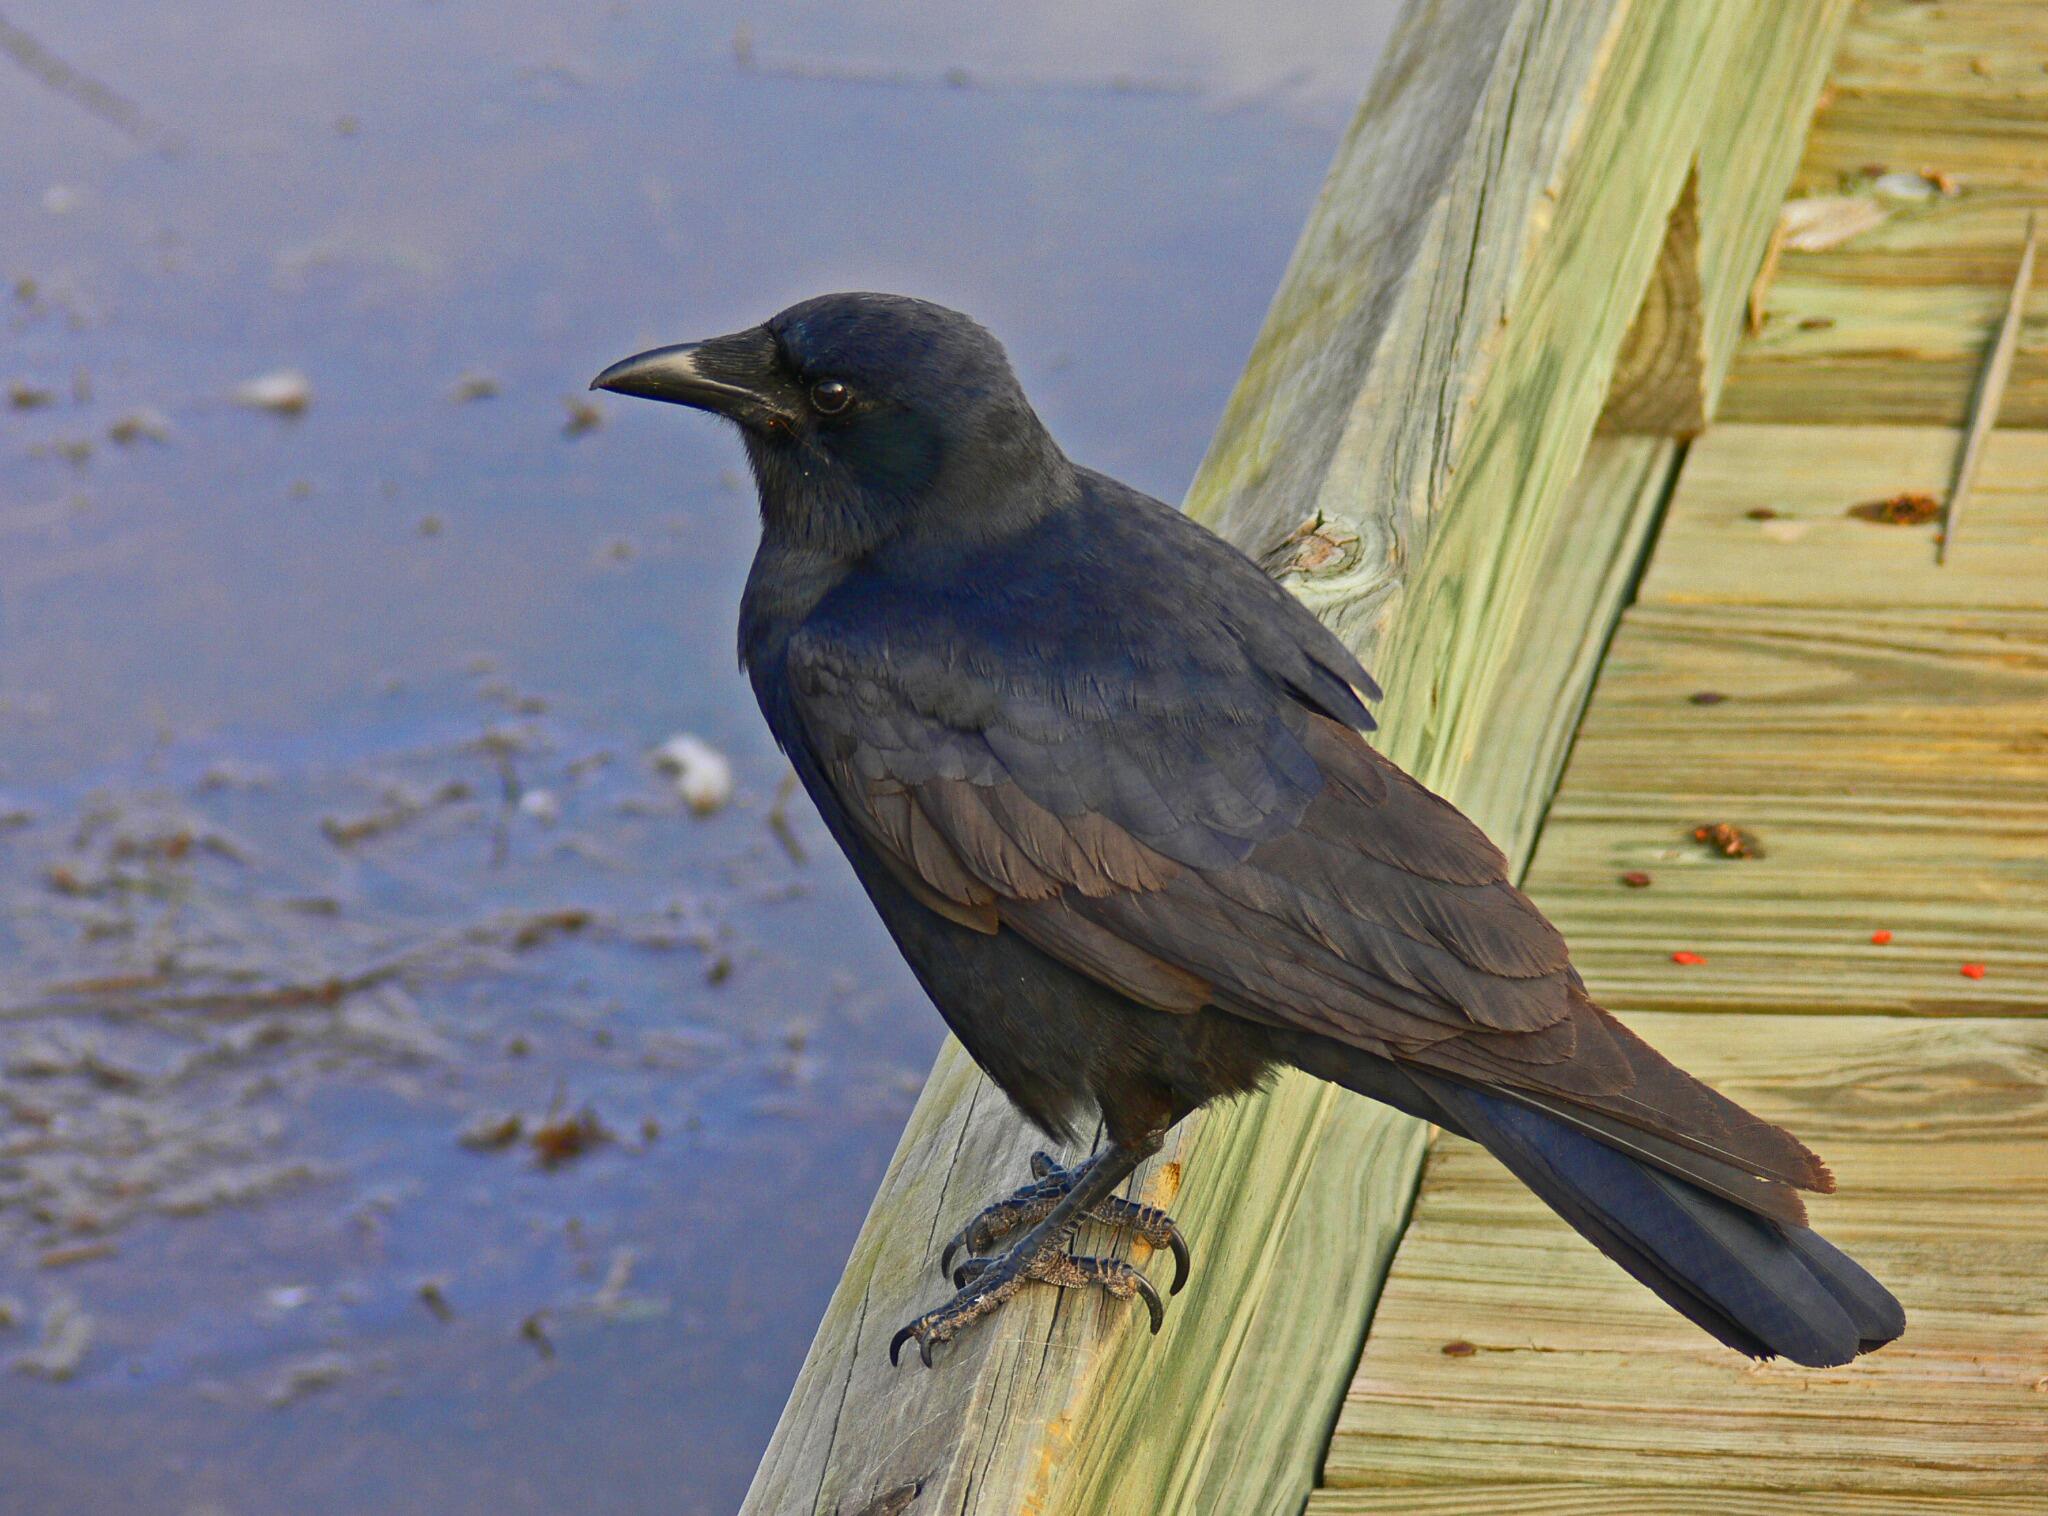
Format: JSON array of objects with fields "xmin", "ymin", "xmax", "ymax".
[{"xmin": 1417, "ymin": 1074, "xmax": 1904, "ymax": 1366}]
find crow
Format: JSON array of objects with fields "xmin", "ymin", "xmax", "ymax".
[{"xmin": 593, "ymin": 293, "xmax": 1905, "ymax": 1370}]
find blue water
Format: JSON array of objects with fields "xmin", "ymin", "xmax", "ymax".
[{"xmin": 0, "ymin": 3, "xmax": 1393, "ymax": 1509}]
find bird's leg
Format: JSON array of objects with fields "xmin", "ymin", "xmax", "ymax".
[
  {"xmin": 890, "ymin": 1133, "xmax": 1176, "ymax": 1369},
  {"xmin": 938, "ymin": 1151, "xmax": 1189, "ymax": 1292}
]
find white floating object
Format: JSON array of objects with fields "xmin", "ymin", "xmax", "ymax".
[
  {"xmin": 517, "ymin": 788, "xmax": 561, "ymax": 825},
  {"xmin": 234, "ymin": 369, "xmax": 312, "ymax": 415},
  {"xmin": 653, "ymin": 734, "xmax": 733, "ymax": 816}
]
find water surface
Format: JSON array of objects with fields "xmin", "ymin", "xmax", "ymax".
[{"xmin": 0, "ymin": 4, "xmax": 1393, "ymax": 1509}]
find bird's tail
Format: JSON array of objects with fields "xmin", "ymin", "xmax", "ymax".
[
  {"xmin": 1267, "ymin": 1028, "xmax": 1904, "ymax": 1366},
  {"xmin": 1408, "ymin": 1072, "xmax": 1904, "ymax": 1366}
]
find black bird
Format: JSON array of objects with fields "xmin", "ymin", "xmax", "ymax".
[{"xmin": 593, "ymin": 293, "xmax": 1905, "ymax": 1370}]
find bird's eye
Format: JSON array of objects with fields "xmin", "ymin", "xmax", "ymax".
[{"xmin": 811, "ymin": 379, "xmax": 851, "ymax": 415}]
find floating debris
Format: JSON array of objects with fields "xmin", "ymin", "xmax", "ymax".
[
  {"xmin": 529, "ymin": 1106, "xmax": 608, "ymax": 1168},
  {"xmin": 563, "ymin": 395, "xmax": 604, "ymax": 436},
  {"xmin": 654, "ymin": 734, "xmax": 733, "ymax": 815},
  {"xmin": 264, "ymin": 1351, "xmax": 351, "ymax": 1408},
  {"xmin": 107, "ymin": 408, "xmax": 172, "ymax": 445},
  {"xmin": 766, "ymin": 769, "xmax": 807, "ymax": 863},
  {"xmin": 1871, "ymin": 930, "xmax": 1893, "ymax": 946},
  {"xmin": 1691, "ymin": 822, "xmax": 1762, "ymax": 860},
  {"xmin": 234, "ymin": 369, "xmax": 313, "ymax": 416},
  {"xmin": 10, "ymin": 1296, "xmax": 92, "ymax": 1381},
  {"xmin": 509, "ymin": 906, "xmax": 591, "ymax": 949},
  {"xmin": 417, "ymin": 1278, "xmax": 455, "ymax": 1322},
  {"xmin": 319, "ymin": 779, "xmax": 472, "ymax": 846},
  {"xmin": 8, "ymin": 380, "xmax": 56, "ymax": 409},
  {"xmin": 459, "ymin": 1112, "xmax": 525, "ymax": 1151},
  {"xmin": 517, "ymin": 787, "xmax": 561, "ymax": 825},
  {"xmin": 1848, "ymin": 491, "xmax": 1940, "ymax": 526},
  {"xmin": 519, "ymin": 1310, "xmax": 554, "ymax": 1359},
  {"xmin": 1961, "ymin": 962, "xmax": 1987, "ymax": 981},
  {"xmin": 1670, "ymin": 951, "xmax": 1706, "ymax": 966},
  {"xmin": 37, "ymin": 1241, "xmax": 117, "ymax": 1270},
  {"xmin": 450, "ymin": 369, "xmax": 500, "ymax": 402}
]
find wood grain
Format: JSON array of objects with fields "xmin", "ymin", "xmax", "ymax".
[
  {"xmin": 1314, "ymin": 1489, "xmax": 2032, "ymax": 1515},
  {"xmin": 1601, "ymin": 166, "xmax": 1709, "ymax": 436},
  {"xmin": 1725, "ymin": 276, "xmax": 2048, "ymax": 427},
  {"xmin": 1317, "ymin": 1013, "xmax": 2048, "ymax": 1501},
  {"xmin": 1315, "ymin": 6, "xmax": 2048, "ymax": 1509},
  {"xmin": 1636, "ymin": 423, "xmax": 2048, "ymax": 609},
  {"xmin": 1525, "ymin": 605, "xmax": 2048, "ymax": 1015},
  {"xmin": 741, "ymin": 2, "xmax": 1849, "ymax": 1510}
]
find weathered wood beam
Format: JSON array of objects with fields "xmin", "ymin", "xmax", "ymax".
[{"xmin": 741, "ymin": 4, "xmax": 1849, "ymax": 1513}]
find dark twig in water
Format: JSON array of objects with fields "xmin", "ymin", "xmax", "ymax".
[
  {"xmin": 0, "ymin": 906, "xmax": 597, "ymax": 1023},
  {"xmin": 730, "ymin": 27, "xmax": 1198, "ymax": 100},
  {"xmin": 1941, "ymin": 210, "xmax": 2037, "ymax": 565},
  {"xmin": 766, "ymin": 770, "xmax": 807, "ymax": 864},
  {"xmin": 0, "ymin": 12, "xmax": 183, "ymax": 154}
]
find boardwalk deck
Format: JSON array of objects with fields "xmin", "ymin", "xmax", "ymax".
[
  {"xmin": 744, "ymin": 2, "xmax": 2048, "ymax": 1510},
  {"xmin": 1312, "ymin": 2, "xmax": 2048, "ymax": 1507}
]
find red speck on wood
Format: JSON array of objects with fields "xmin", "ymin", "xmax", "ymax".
[
  {"xmin": 1961, "ymin": 962, "xmax": 1987, "ymax": 980},
  {"xmin": 1620, "ymin": 871, "xmax": 1653, "ymax": 888},
  {"xmin": 1870, "ymin": 929, "xmax": 1893, "ymax": 945},
  {"xmin": 1671, "ymin": 951, "xmax": 1706, "ymax": 966}
]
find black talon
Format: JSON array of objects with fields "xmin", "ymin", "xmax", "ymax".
[
  {"xmin": 1165, "ymin": 1227, "xmax": 1191, "ymax": 1295},
  {"xmin": 888, "ymin": 1324, "xmax": 914, "ymax": 1367},
  {"xmin": 1132, "ymin": 1270, "xmax": 1164, "ymax": 1334}
]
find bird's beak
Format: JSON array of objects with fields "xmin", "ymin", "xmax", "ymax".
[{"xmin": 590, "ymin": 326, "xmax": 796, "ymax": 429}]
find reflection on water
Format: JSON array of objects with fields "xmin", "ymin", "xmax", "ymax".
[{"xmin": 0, "ymin": 2, "xmax": 1393, "ymax": 1510}]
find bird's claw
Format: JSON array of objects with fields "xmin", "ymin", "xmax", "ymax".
[
  {"xmin": 893, "ymin": 1244, "xmax": 1163, "ymax": 1369},
  {"xmin": 938, "ymin": 1151, "xmax": 1191, "ymax": 1294}
]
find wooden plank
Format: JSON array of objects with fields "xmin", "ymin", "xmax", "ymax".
[
  {"xmin": 1830, "ymin": 0, "xmax": 2048, "ymax": 107},
  {"xmin": 1636, "ymin": 424, "xmax": 2048, "ymax": 610},
  {"xmin": 1798, "ymin": 92, "xmax": 2048, "ymax": 192},
  {"xmin": 1313, "ymin": 1487, "xmax": 2029, "ymax": 1515},
  {"xmin": 1523, "ymin": 605, "xmax": 2048, "ymax": 1016},
  {"xmin": 1725, "ymin": 0, "xmax": 2048, "ymax": 425},
  {"xmin": 1316, "ymin": 1012, "xmax": 2048, "ymax": 1500},
  {"xmin": 741, "ymin": 3, "xmax": 1849, "ymax": 1509},
  {"xmin": 1724, "ymin": 275, "xmax": 2048, "ymax": 427}
]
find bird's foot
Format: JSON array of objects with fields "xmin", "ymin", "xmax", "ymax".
[
  {"xmin": 937, "ymin": 1151, "xmax": 1189, "ymax": 1292},
  {"xmin": 889, "ymin": 1236, "xmax": 1164, "ymax": 1369}
]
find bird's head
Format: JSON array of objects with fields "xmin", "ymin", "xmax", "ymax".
[{"xmin": 593, "ymin": 293, "xmax": 1069, "ymax": 558}]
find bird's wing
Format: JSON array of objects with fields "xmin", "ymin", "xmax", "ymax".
[{"xmin": 784, "ymin": 612, "xmax": 1831, "ymax": 1223}]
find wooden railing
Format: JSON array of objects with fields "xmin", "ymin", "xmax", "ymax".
[{"xmin": 740, "ymin": 3, "xmax": 1850, "ymax": 1512}]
